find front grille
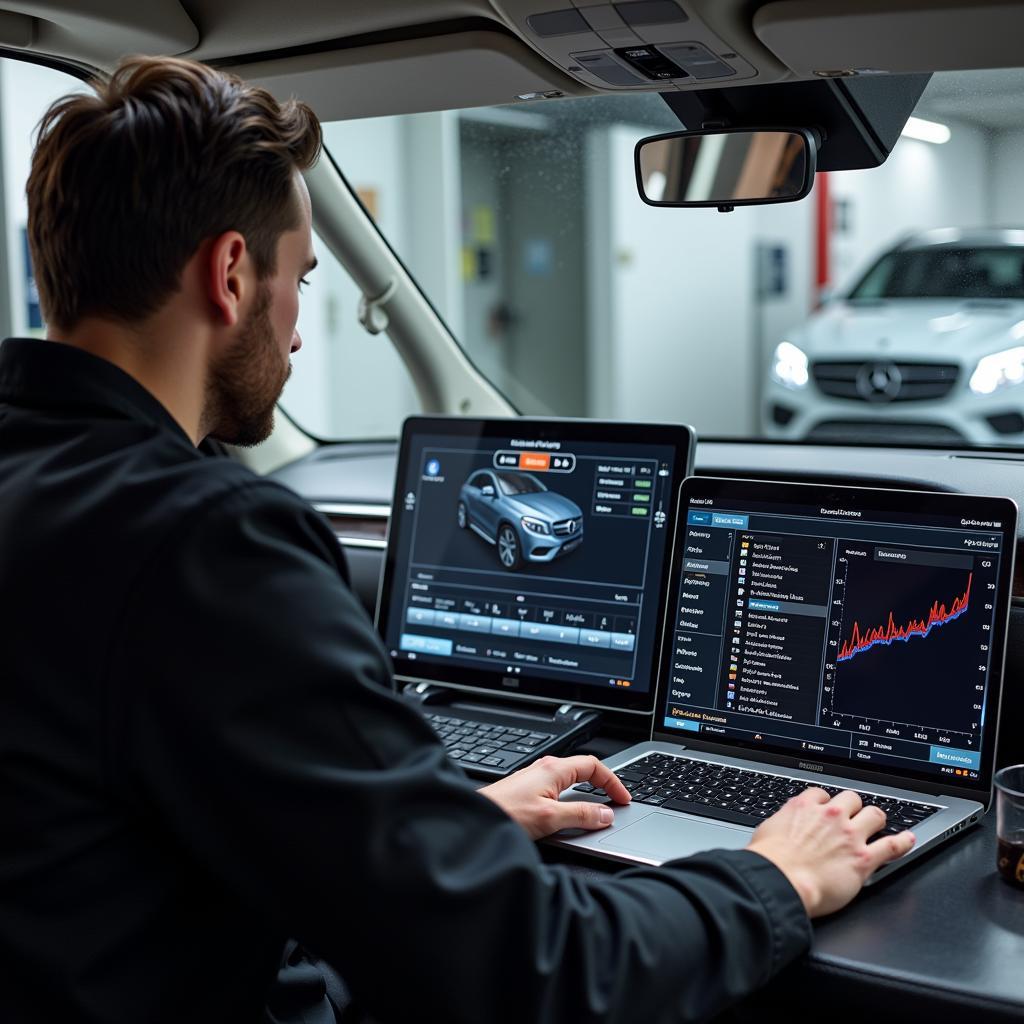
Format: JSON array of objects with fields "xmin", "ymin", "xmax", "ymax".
[
  {"xmin": 807, "ymin": 420, "xmax": 967, "ymax": 445},
  {"xmin": 552, "ymin": 517, "xmax": 583, "ymax": 536},
  {"xmin": 987, "ymin": 412, "xmax": 1024, "ymax": 435},
  {"xmin": 812, "ymin": 361, "xmax": 960, "ymax": 402}
]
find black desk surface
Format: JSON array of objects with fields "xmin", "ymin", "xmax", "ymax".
[{"xmin": 544, "ymin": 740, "xmax": 1024, "ymax": 1021}]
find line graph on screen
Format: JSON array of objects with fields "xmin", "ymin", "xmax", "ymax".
[{"xmin": 838, "ymin": 573, "xmax": 972, "ymax": 663}]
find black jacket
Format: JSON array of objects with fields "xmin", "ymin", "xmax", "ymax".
[{"xmin": 0, "ymin": 337, "xmax": 811, "ymax": 1023}]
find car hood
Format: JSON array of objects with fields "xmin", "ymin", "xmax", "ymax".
[
  {"xmin": 505, "ymin": 491, "xmax": 582, "ymax": 520},
  {"xmin": 793, "ymin": 299, "xmax": 1024, "ymax": 362}
]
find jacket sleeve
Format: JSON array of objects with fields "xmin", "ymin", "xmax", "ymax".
[{"xmin": 108, "ymin": 480, "xmax": 811, "ymax": 1024}]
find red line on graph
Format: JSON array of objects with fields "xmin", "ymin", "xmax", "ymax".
[{"xmin": 838, "ymin": 572, "xmax": 972, "ymax": 662}]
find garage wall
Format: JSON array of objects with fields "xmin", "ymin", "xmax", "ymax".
[
  {"xmin": 0, "ymin": 61, "xmax": 86, "ymax": 338},
  {"xmin": 587, "ymin": 123, "xmax": 759, "ymax": 435},
  {"xmin": 828, "ymin": 122, "xmax": 991, "ymax": 294},
  {"xmin": 283, "ymin": 115, "xmax": 426, "ymax": 439},
  {"xmin": 988, "ymin": 131, "xmax": 1024, "ymax": 227},
  {"xmin": 749, "ymin": 192, "xmax": 816, "ymax": 404}
]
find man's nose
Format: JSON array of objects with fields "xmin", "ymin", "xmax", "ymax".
[{"xmin": 290, "ymin": 330, "xmax": 302, "ymax": 354}]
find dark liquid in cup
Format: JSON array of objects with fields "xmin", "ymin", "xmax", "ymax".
[{"xmin": 997, "ymin": 838, "xmax": 1024, "ymax": 887}]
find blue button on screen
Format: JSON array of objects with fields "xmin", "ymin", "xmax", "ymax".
[
  {"xmin": 664, "ymin": 717, "xmax": 700, "ymax": 732},
  {"xmin": 929, "ymin": 745, "xmax": 980, "ymax": 770},
  {"xmin": 711, "ymin": 513, "xmax": 749, "ymax": 529},
  {"xmin": 400, "ymin": 633, "xmax": 453, "ymax": 657}
]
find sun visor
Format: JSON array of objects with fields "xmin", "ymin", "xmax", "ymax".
[
  {"xmin": 754, "ymin": 0, "xmax": 1024, "ymax": 77},
  {"xmin": 0, "ymin": 1, "xmax": 197, "ymax": 67},
  {"xmin": 222, "ymin": 29, "xmax": 586, "ymax": 120}
]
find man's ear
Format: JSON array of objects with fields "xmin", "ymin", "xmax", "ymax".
[{"xmin": 207, "ymin": 231, "xmax": 248, "ymax": 328}]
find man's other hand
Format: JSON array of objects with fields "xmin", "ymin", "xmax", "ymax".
[
  {"xmin": 480, "ymin": 755, "xmax": 631, "ymax": 840},
  {"xmin": 747, "ymin": 788, "xmax": 917, "ymax": 918}
]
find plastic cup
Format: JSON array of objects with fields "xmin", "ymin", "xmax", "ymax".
[{"xmin": 995, "ymin": 765, "xmax": 1024, "ymax": 888}]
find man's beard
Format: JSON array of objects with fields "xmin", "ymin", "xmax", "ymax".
[{"xmin": 205, "ymin": 282, "xmax": 290, "ymax": 447}]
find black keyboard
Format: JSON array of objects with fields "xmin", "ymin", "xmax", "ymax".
[
  {"xmin": 428, "ymin": 713, "xmax": 556, "ymax": 772},
  {"xmin": 573, "ymin": 752, "xmax": 940, "ymax": 836}
]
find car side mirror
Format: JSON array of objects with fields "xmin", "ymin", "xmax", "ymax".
[
  {"xmin": 481, "ymin": 485, "xmax": 496, "ymax": 498},
  {"xmin": 635, "ymin": 127, "xmax": 818, "ymax": 212}
]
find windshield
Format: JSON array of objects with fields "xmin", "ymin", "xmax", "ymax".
[
  {"xmin": 496, "ymin": 472, "xmax": 546, "ymax": 496},
  {"xmin": 284, "ymin": 69, "xmax": 1024, "ymax": 449},
  {"xmin": 850, "ymin": 247, "xmax": 1024, "ymax": 301}
]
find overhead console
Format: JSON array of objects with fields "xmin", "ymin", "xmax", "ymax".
[{"xmin": 491, "ymin": 0, "xmax": 762, "ymax": 91}]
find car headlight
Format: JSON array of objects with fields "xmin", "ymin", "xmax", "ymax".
[
  {"xmin": 771, "ymin": 342, "xmax": 809, "ymax": 389},
  {"xmin": 521, "ymin": 516, "xmax": 550, "ymax": 535},
  {"xmin": 969, "ymin": 346, "xmax": 1024, "ymax": 395}
]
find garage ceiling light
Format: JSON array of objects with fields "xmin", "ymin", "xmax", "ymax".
[{"xmin": 901, "ymin": 116, "xmax": 951, "ymax": 144}]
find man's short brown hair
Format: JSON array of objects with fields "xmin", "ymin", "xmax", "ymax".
[{"xmin": 27, "ymin": 56, "xmax": 322, "ymax": 332}]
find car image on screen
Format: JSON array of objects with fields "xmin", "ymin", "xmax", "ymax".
[{"xmin": 457, "ymin": 469, "xmax": 584, "ymax": 570}]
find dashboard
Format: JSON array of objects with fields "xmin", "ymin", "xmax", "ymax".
[{"xmin": 270, "ymin": 438, "xmax": 1024, "ymax": 768}]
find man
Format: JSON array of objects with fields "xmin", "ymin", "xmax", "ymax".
[{"xmin": 0, "ymin": 56, "xmax": 913, "ymax": 1023}]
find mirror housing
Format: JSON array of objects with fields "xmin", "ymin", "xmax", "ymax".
[
  {"xmin": 635, "ymin": 127, "xmax": 818, "ymax": 212},
  {"xmin": 481, "ymin": 485, "xmax": 496, "ymax": 498}
]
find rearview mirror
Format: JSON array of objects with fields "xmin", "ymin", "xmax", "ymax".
[
  {"xmin": 635, "ymin": 128, "xmax": 817, "ymax": 212},
  {"xmin": 481, "ymin": 485, "xmax": 496, "ymax": 498}
]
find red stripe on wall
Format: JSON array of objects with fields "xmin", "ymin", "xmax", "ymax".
[{"xmin": 816, "ymin": 171, "xmax": 830, "ymax": 302}]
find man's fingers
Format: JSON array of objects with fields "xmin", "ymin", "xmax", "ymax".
[
  {"xmin": 851, "ymin": 803, "xmax": 887, "ymax": 839},
  {"xmin": 551, "ymin": 799, "xmax": 616, "ymax": 833},
  {"xmin": 544, "ymin": 755, "xmax": 631, "ymax": 804},
  {"xmin": 863, "ymin": 829, "xmax": 916, "ymax": 872},
  {"xmin": 830, "ymin": 789, "xmax": 864, "ymax": 816},
  {"xmin": 798, "ymin": 786, "xmax": 831, "ymax": 804}
]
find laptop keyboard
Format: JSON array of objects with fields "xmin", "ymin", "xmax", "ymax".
[
  {"xmin": 428, "ymin": 713, "xmax": 555, "ymax": 771},
  {"xmin": 572, "ymin": 752, "xmax": 940, "ymax": 836}
]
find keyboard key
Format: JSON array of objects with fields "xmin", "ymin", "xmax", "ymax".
[
  {"xmin": 490, "ymin": 752, "xmax": 526, "ymax": 768},
  {"xmin": 506, "ymin": 743, "xmax": 536, "ymax": 755},
  {"xmin": 573, "ymin": 782, "xmax": 595, "ymax": 793},
  {"xmin": 449, "ymin": 749, "xmax": 468, "ymax": 759},
  {"xmin": 661, "ymin": 798, "xmax": 760, "ymax": 828},
  {"xmin": 462, "ymin": 753, "xmax": 485, "ymax": 763},
  {"xmin": 481, "ymin": 757, "xmax": 504, "ymax": 767}
]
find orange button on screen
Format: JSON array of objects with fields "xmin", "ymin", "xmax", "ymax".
[{"xmin": 519, "ymin": 452, "xmax": 550, "ymax": 471}]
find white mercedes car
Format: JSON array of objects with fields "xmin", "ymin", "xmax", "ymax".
[{"xmin": 763, "ymin": 229, "xmax": 1024, "ymax": 446}]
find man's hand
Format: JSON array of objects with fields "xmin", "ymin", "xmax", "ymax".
[
  {"xmin": 479, "ymin": 755, "xmax": 631, "ymax": 840},
  {"xmin": 747, "ymin": 788, "xmax": 916, "ymax": 917}
]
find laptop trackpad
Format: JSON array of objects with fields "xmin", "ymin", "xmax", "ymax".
[{"xmin": 599, "ymin": 812, "xmax": 750, "ymax": 861}]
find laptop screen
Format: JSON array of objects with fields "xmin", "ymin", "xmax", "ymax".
[
  {"xmin": 378, "ymin": 417, "xmax": 695, "ymax": 713},
  {"xmin": 655, "ymin": 478, "xmax": 1017, "ymax": 792}
]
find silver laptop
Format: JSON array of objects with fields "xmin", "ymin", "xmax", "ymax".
[{"xmin": 551, "ymin": 477, "xmax": 1017, "ymax": 883}]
